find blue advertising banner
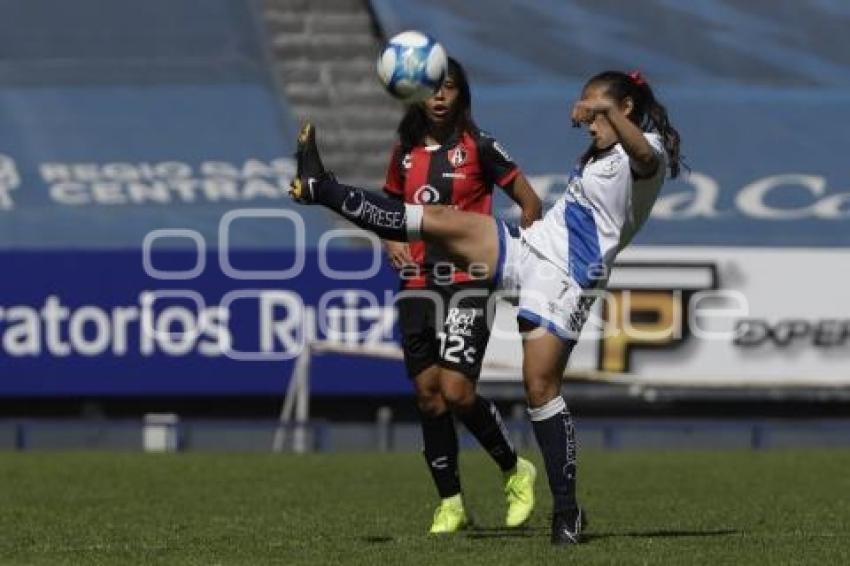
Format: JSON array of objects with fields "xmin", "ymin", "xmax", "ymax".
[{"xmin": 0, "ymin": 250, "xmax": 413, "ymax": 397}]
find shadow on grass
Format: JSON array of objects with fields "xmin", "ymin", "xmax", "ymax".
[
  {"xmin": 465, "ymin": 527, "xmax": 742, "ymax": 541},
  {"xmin": 585, "ymin": 528, "xmax": 742, "ymax": 541},
  {"xmin": 360, "ymin": 536, "xmax": 395, "ymax": 544},
  {"xmin": 361, "ymin": 528, "xmax": 742, "ymax": 544},
  {"xmin": 465, "ymin": 526, "xmax": 546, "ymax": 540}
]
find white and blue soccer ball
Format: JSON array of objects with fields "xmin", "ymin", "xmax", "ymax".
[{"xmin": 377, "ymin": 31, "xmax": 448, "ymax": 104}]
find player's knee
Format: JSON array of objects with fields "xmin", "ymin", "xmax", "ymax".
[
  {"xmin": 523, "ymin": 373, "xmax": 560, "ymax": 408},
  {"xmin": 416, "ymin": 390, "xmax": 446, "ymax": 417},
  {"xmin": 440, "ymin": 378, "xmax": 476, "ymax": 414}
]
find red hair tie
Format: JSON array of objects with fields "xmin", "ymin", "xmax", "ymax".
[{"xmin": 629, "ymin": 70, "xmax": 646, "ymax": 87}]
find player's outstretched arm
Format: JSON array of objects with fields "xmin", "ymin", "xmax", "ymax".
[{"xmin": 501, "ymin": 174, "xmax": 542, "ymax": 228}]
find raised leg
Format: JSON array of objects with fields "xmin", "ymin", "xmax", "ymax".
[
  {"xmin": 421, "ymin": 206, "xmax": 500, "ymax": 279},
  {"xmin": 291, "ymin": 122, "xmax": 502, "ymax": 280}
]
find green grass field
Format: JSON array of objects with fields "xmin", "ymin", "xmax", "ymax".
[{"xmin": 1, "ymin": 450, "xmax": 848, "ymax": 565}]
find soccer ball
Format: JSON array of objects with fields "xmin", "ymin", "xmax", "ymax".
[{"xmin": 376, "ymin": 31, "xmax": 448, "ymax": 104}]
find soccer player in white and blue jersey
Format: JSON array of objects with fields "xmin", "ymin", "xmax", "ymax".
[{"xmin": 291, "ymin": 70, "xmax": 682, "ymax": 546}]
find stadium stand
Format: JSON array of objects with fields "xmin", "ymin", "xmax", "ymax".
[
  {"xmin": 0, "ymin": 0, "xmax": 334, "ymax": 248},
  {"xmin": 262, "ymin": 0, "xmax": 402, "ymax": 187}
]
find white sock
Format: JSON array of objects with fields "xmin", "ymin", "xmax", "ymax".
[
  {"xmin": 404, "ymin": 203, "xmax": 424, "ymax": 241},
  {"xmin": 527, "ymin": 396, "xmax": 566, "ymax": 422}
]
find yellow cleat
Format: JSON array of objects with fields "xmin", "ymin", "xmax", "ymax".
[
  {"xmin": 504, "ymin": 457, "xmax": 536, "ymax": 527},
  {"xmin": 428, "ymin": 494, "xmax": 469, "ymax": 534}
]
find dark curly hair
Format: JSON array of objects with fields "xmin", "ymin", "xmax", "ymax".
[{"xmin": 397, "ymin": 57, "xmax": 479, "ymax": 151}]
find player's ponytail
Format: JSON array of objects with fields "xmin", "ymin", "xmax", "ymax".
[
  {"xmin": 585, "ymin": 71, "xmax": 682, "ymax": 178},
  {"xmin": 636, "ymin": 74, "xmax": 681, "ymax": 179}
]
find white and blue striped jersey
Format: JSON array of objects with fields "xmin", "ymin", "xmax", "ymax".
[{"xmin": 523, "ymin": 132, "xmax": 667, "ymax": 288}]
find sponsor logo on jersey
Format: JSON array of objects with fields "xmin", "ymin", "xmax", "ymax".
[
  {"xmin": 449, "ymin": 145, "xmax": 467, "ymax": 167},
  {"xmin": 446, "ymin": 307, "xmax": 479, "ymax": 337},
  {"xmin": 600, "ymin": 154, "xmax": 623, "ymax": 176},
  {"xmin": 413, "ymin": 184, "xmax": 440, "ymax": 204}
]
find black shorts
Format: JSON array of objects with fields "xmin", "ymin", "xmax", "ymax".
[{"xmin": 396, "ymin": 280, "xmax": 494, "ymax": 380}]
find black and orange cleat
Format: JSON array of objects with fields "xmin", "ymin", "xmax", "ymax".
[{"xmin": 289, "ymin": 121, "xmax": 330, "ymax": 203}]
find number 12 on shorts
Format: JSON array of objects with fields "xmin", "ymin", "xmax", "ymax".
[{"xmin": 438, "ymin": 332, "xmax": 475, "ymax": 365}]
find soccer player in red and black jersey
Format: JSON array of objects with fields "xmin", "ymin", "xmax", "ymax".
[{"xmin": 382, "ymin": 58, "xmax": 543, "ymax": 533}]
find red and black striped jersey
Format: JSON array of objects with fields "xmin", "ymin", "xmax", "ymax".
[{"xmin": 383, "ymin": 129, "xmax": 520, "ymax": 287}]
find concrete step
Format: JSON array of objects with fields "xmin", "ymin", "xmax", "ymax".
[
  {"xmin": 324, "ymin": 60, "xmax": 381, "ymax": 83},
  {"xmin": 293, "ymin": 103, "xmax": 401, "ymax": 121},
  {"xmin": 275, "ymin": 61, "xmax": 323, "ymax": 84},
  {"xmin": 278, "ymin": 59, "xmax": 378, "ymax": 81},
  {"xmin": 321, "ymin": 128, "xmax": 397, "ymax": 148},
  {"xmin": 261, "ymin": 0, "xmax": 392, "ymax": 186},
  {"xmin": 289, "ymin": 105, "xmax": 401, "ymax": 132},
  {"xmin": 272, "ymin": 34, "xmax": 377, "ymax": 61},
  {"xmin": 272, "ymin": 33, "xmax": 376, "ymax": 48},
  {"xmin": 266, "ymin": 10, "xmax": 372, "ymax": 35},
  {"xmin": 307, "ymin": 12, "xmax": 373, "ymax": 35},
  {"xmin": 263, "ymin": 11, "xmax": 307, "ymax": 34},
  {"xmin": 284, "ymin": 80, "xmax": 390, "ymax": 107},
  {"xmin": 324, "ymin": 151, "xmax": 393, "ymax": 174},
  {"xmin": 266, "ymin": 0, "xmax": 366, "ymax": 13},
  {"xmin": 282, "ymin": 82, "xmax": 332, "ymax": 106},
  {"xmin": 338, "ymin": 110, "xmax": 400, "ymax": 131},
  {"xmin": 331, "ymin": 78, "xmax": 386, "ymax": 94},
  {"xmin": 329, "ymin": 82, "xmax": 390, "ymax": 105},
  {"xmin": 321, "ymin": 158, "xmax": 387, "ymax": 179},
  {"xmin": 287, "ymin": 105, "xmax": 343, "ymax": 127}
]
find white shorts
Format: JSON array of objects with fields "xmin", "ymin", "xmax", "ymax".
[{"xmin": 494, "ymin": 221, "xmax": 595, "ymax": 341}]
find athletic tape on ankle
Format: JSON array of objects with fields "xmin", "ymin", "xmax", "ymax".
[
  {"xmin": 404, "ymin": 204, "xmax": 424, "ymax": 240},
  {"xmin": 527, "ymin": 396, "xmax": 566, "ymax": 422}
]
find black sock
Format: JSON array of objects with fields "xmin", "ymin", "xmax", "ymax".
[
  {"xmin": 529, "ymin": 396, "xmax": 577, "ymax": 513},
  {"xmin": 419, "ymin": 410, "xmax": 461, "ymax": 499},
  {"xmin": 457, "ymin": 395, "xmax": 518, "ymax": 472},
  {"xmin": 315, "ymin": 177, "xmax": 421, "ymax": 242}
]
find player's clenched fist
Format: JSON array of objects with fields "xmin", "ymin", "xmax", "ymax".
[{"xmin": 571, "ymin": 98, "xmax": 614, "ymax": 125}]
